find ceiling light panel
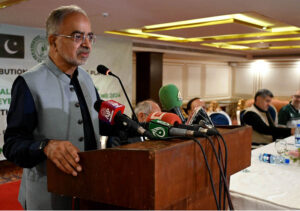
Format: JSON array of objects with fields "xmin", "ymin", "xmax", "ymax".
[
  {"xmin": 0, "ymin": 0, "xmax": 27, "ymax": 9},
  {"xmin": 105, "ymin": 12, "xmax": 300, "ymax": 51}
]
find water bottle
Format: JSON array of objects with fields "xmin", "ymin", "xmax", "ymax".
[
  {"xmin": 259, "ymin": 153, "xmax": 290, "ymax": 164},
  {"xmin": 295, "ymin": 124, "xmax": 300, "ymax": 148}
]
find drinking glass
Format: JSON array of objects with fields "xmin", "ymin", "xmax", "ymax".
[{"xmin": 275, "ymin": 139, "xmax": 287, "ymax": 155}]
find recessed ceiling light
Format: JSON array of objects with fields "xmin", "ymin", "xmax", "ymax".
[{"xmin": 102, "ymin": 12, "xmax": 109, "ymax": 17}]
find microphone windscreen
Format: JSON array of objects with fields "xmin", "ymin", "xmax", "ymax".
[
  {"xmin": 97, "ymin": 65, "xmax": 109, "ymax": 75},
  {"xmin": 159, "ymin": 84, "xmax": 182, "ymax": 111},
  {"xmin": 98, "ymin": 100, "xmax": 125, "ymax": 125},
  {"xmin": 146, "ymin": 112, "xmax": 182, "ymax": 125}
]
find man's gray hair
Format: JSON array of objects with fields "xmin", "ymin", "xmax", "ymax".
[
  {"xmin": 134, "ymin": 100, "xmax": 154, "ymax": 116},
  {"xmin": 46, "ymin": 5, "xmax": 88, "ymax": 37},
  {"xmin": 254, "ymin": 89, "xmax": 274, "ymax": 101}
]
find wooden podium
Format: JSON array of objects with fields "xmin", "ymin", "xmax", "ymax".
[{"xmin": 47, "ymin": 126, "xmax": 252, "ymax": 210}]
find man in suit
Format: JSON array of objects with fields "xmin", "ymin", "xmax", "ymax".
[{"xmin": 3, "ymin": 5, "xmax": 121, "ymax": 209}]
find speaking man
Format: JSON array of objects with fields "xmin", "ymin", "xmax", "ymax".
[{"xmin": 3, "ymin": 5, "xmax": 124, "ymax": 209}]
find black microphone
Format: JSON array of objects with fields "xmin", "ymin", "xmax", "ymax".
[
  {"xmin": 148, "ymin": 119, "xmax": 207, "ymax": 138},
  {"xmin": 174, "ymin": 123, "xmax": 218, "ymax": 136},
  {"xmin": 96, "ymin": 65, "xmax": 138, "ymax": 122},
  {"xmin": 187, "ymin": 106, "xmax": 214, "ymax": 127}
]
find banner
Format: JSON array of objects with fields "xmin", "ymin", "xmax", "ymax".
[{"xmin": 0, "ymin": 24, "xmax": 133, "ymax": 160}]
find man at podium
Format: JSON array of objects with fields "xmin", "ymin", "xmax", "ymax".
[{"xmin": 3, "ymin": 5, "xmax": 121, "ymax": 210}]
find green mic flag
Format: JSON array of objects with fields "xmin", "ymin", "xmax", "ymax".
[{"xmin": 148, "ymin": 119, "xmax": 170, "ymax": 138}]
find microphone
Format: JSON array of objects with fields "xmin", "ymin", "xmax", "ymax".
[
  {"xmin": 146, "ymin": 112, "xmax": 182, "ymax": 125},
  {"xmin": 94, "ymin": 99, "xmax": 153, "ymax": 139},
  {"xmin": 96, "ymin": 65, "xmax": 138, "ymax": 122},
  {"xmin": 148, "ymin": 119, "xmax": 206, "ymax": 138},
  {"xmin": 174, "ymin": 124, "xmax": 218, "ymax": 136},
  {"xmin": 145, "ymin": 112, "xmax": 216, "ymax": 136},
  {"xmin": 186, "ymin": 106, "xmax": 214, "ymax": 127},
  {"xmin": 94, "ymin": 100, "xmax": 125, "ymax": 125},
  {"xmin": 159, "ymin": 84, "xmax": 186, "ymax": 123},
  {"xmin": 148, "ymin": 119, "xmax": 170, "ymax": 138}
]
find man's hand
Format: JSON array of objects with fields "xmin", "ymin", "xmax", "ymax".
[{"xmin": 44, "ymin": 140, "xmax": 82, "ymax": 176}]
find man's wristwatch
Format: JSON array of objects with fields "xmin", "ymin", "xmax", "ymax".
[{"xmin": 39, "ymin": 140, "xmax": 50, "ymax": 151}]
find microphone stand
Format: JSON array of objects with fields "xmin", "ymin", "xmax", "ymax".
[{"xmin": 108, "ymin": 72, "xmax": 139, "ymax": 122}]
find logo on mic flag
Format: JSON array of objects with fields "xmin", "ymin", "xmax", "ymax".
[
  {"xmin": 149, "ymin": 119, "xmax": 170, "ymax": 138},
  {"xmin": 151, "ymin": 127, "xmax": 166, "ymax": 138},
  {"xmin": 101, "ymin": 108, "xmax": 113, "ymax": 122},
  {"xmin": 0, "ymin": 34, "xmax": 24, "ymax": 58}
]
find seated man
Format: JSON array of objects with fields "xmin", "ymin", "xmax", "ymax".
[
  {"xmin": 134, "ymin": 100, "xmax": 161, "ymax": 122},
  {"xmin": 278, "ymin": 90, "xmax": 300, "ymax": 127},
  {"xmin": 106, "ymin": 100, "xmax": 161, "ymax": 147},
  {"xmin": 186, "ymin": 97, "xmax": 206, "ymax": 118},
  {"xmin": 243, "ymin": 89, "xmax": 294, "ymax": 145}
]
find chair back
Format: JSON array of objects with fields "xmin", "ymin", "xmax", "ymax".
[
  {"xmin": 268, "ymin": 105, "xmax": 277, "ymax": 122},
  {"xmin": 238, "ymin": 110, "xmax": 247, "ymax": 125},
  {"xmin": 209, "ymin": 111, "xmax": 232, "ymax": 126}
]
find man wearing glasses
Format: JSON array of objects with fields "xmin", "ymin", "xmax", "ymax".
[
  {"xmin": 3, "ymin": 5, "xmax": 114, "ymax": 209},
  {"xmin": 278, "ymin": 90, "xmax": 300, "ymax": 127}
]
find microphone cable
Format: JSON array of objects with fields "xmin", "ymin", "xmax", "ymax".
[
  {"xmin": 216, "ymin": 133, "xmax": 229, "ymax": 210},
  {"xmin": 215, "ymin": 135, "xmax": 226, "ymax": 210},
  {"xmin": 191, "ymin": 138, "xmax": 220, "ymax": 210},
  {"xmin": 201, "ymin": 135, "xmax": 233, "ymax": 210},
  {"xmin": 147, "ymin": 124, "xmax": 232, "ymax": 209},
  {"xmin": 211, "ymin": 134, "xmax": 227, "ymax": 210},
  {"xmin": 153, "ymin": 135, "xmax": 220, "ymax": 209}
]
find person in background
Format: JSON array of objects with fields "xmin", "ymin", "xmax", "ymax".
[
  {"xmin": 106, "ymin": 100, "xmax": 161, "ymax": 148},
  {"xmin": 278, "ymin": 90, "xmax": 300, "ymax": 127},
  {"xmin": 186, "ymin": 97, "xmax": 206, "ymax": 117},
  {"xmin": 243, "ymin": 89, "xmax": 294, "ymax": 146},
  {"xmin": 3, "ymin": 5, "xmax": 124, "ymax": 209},
  {"xmin": 207, "ymin": 100, "xmax": 222, "ymax": 114},
  {"xmin": 134, "ymin": 99, "xmax": 161, "ymax": 122}
]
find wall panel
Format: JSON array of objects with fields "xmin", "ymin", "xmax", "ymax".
[
  {"xmin": 186, "ymin": 65, "xmax": 202, "ymax": 98},
  {"xmin": 261, "ymin": 63, "xmax": 299, "ymax": 97},
  {"xmin": 205, "ymin": 64, "xmax": 230, "ymax": 97},
  {"xmin": 163, "ymin": 63, "xmax": 184, "ymax": 93},
  {"xmin": 233, "ymin": 63, "xmax": 255, "ymax": 97}
]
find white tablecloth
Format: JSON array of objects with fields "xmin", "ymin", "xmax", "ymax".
[{"xmin": 229, "ymin": 136, "xmax": 300, "ymax": 210}]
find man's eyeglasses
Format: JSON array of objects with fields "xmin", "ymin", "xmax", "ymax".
[{"xmin": 55, "ymin": 32, "xmax": 96, "ymax": 44}]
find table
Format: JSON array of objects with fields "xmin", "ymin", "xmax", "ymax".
[{"xmin": 229, "ymin": 136, "xmax": 300, "ymax": 210}]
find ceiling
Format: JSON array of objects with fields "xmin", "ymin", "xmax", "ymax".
[{"xmin": 1, "ymin": 0, "xmax": 300, "ymax": 61}]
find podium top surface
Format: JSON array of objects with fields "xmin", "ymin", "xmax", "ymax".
[{"xmin": 111, "ymin": 126, "xmax": 247, "ymax": 151}]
